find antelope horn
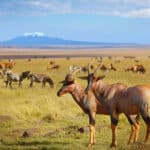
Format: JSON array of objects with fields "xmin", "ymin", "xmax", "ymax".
[
  {"xmin": 72, "ymin": 68, "xmax": 81, "ymax": 75},
  {"xmin": 88, "ymin": 63, "xmax": 92, "ymax": 74},
  {"xmin": 93, "ymin": 65, "xmax": 100, "ymax": 75},
  {"xmin": 69, "ymin": 65, "xmax": 73, "ymax": 74}
]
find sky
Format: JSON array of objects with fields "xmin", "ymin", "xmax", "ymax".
[{"xmin": 0, "ymin": 0, "xmax": 150, "ymax": 44}]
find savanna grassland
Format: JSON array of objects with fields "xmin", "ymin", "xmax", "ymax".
[{"xmin": 0, "ymin": 49, "xmax": 150, "ymax": 150}]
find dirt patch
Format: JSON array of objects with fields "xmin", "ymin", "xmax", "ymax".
[
  {"xmin": 0, "ymin": 115, "xmax": 13, "ymax": 121},
  {"xmin": 44, "ymin": 124, "xmax": 110, "ymax": 137},
  {"xmin": 6, "ymin": 128, "xmax": 40, "ymax": 138}
]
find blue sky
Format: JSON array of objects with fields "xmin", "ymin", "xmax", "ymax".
[{"xmin": 0, "ymin": 0, "xmax": 150, "ymax": 44}]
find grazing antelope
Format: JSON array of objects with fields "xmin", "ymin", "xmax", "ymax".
[
  {"xmin": 47, "ymin": 64, "xmax": 60, "ymax": 70},
  {"xmin": 5, "ymin": 70, "xmax": 30, "ymax": 88},
  {"xmin": 83, "ymin": 65, "xmax": 150, "ymax": 147},
  {"xmin": 57, "ymin": 69, "xmax": 140, "ymax": 147},
  {"xmin": 49, "ymin": 61, "xmax": 55, "ymax": 65},
  {"xmin": 108, "ymin": 63, "xmax": 117, "ymax": 71},
  {"xmin": 99, "ymin": 64, "xmax": 107, "ymax": 71},
  {"xmin": 28, "ymin": 73, "xmax": 54, "ymax": 88},
  {"xmin": 134, "ymin": 59, "xmax": 139, "ymax": 63},
  {"xmin": 3, "ymin": 62, "xmax": 15, "ymax": 69},
  {"xmin": 125, "ymin": 65, "xmax": 146, "ymax": 74},
  {"xmin": 69, "ymin": 65, "xmax": 82, "ymax": 73},
  {"xmin": 133, "ymin": 65, "xmax": 145, "ymax": 74},
  {"xmin": 125, "ymin": 66, "xmax": 134, "ymax": 72}
]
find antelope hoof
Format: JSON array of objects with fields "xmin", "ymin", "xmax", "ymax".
[
  {"xmin": 88, "ymin": 143, "xmax": 92, "ymax": 149},
  {"xmin": 128, "ymin": 140, "xmax": 133, "ymax": 145},
  {"xmin": 88, "ymin": 143, "xmax": 94, "ymax": 148},
  {"xmin": 144, "ymin": 139, "xmax": 148, "ymax": 143},
  {"xmin": 110, "ymin": 143, "xmax": 117, "ymax": 148}
]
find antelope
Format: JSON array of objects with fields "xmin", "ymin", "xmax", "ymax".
[
  {"xmin": 69, "ymin": 65, "xmax": 82, "ymax": 73},
  {"xmin": 99, "ymin": 64, "xmax": 107, "ymax": 71},
  {"xmin": 108, "ymin": 63, "xmax": 117, "ymax": 71},
  {"xmin": 125, "ymin": 66, "xmax": 134, "ymax": 72},
  {"xmin": 47, "ymin": 64, "xmax": 60, "ymax": 70},
  {"xmin": 83, "ymin": 64, "xmax": 150, "ymax": 147},
  {"xmin": 133, "ymin": 65, "xmax": 145, "ymax": 74},
  {"xmin": 57, "ymin": 69, "xmax": 140, "ymax": 147}
]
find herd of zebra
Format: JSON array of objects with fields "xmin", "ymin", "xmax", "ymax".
[{"xmin": 0, "ymin": 69, "xmax": 54, "ymax": 88}]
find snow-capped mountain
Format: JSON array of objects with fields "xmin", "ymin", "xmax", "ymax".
[{"xmin": 0, "ymin": 32, "xmax": 139, "ymax": 47}]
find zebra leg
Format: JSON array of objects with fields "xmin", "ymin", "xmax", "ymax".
[
  {"xmin": 42, "ymin": 81, "xmax": 45, "ymax": 88},
  {"xmin": 29, "ymin": 80, "xmax": 33, "ymax": 87},
  {"xmin": 19, "ymin": 81, "xmax": 22, "ymax": 87},
  {"xmin": 9, "ymin": 81, "xmax": 12, "ymax": 88},
  {"xmin": 5, "ymin": 80, "xmax": 9, "ymax": 87}
]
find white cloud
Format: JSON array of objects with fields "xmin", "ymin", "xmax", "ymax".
[
  {"xmin": 113, "ymin": 8, "xmax": 150, "ymax": 18},
  {"xmin": 1, "ymin": 0, "xmax": 150, "ymax": 18}
]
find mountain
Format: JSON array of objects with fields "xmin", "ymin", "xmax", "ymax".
[{"xmin": 0, "ymin": 33, "xmax": 140, "ymax": 48}]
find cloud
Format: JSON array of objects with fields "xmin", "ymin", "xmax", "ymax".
[
  {"xmin": 1, "ymin": 0, "xmax": 150, "ymax": 18},
  {"xmin": 113, "ymin": 8, "xmax": 150, "ymax": 18}
]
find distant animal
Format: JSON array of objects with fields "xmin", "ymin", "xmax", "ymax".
[
  {"xmin": 0, "ymin": 62, "xmax": 15, "ymax": 69},
  {"xmin": 108, "ymin": 63, "xmax": 116, "ymax": 71},
  {"xmin": 47, "ymin": 64, "xmax": 60, "ymax": 70},
  {"xmin": 99, "ymin": 64, "xmax": 107, "ymax": 71},
  {"xmin": 83, "ymin": 64, "xmax": 150, "ymax": 147},
  {"xmin": 133, "ymin": 65, "xmax": 145, "ymax": 74},
  {"xmin": 49, "ymin": 61, "xmax": 55, "ymax": 65},
  {"xmin": 69, "ymin": 65, "xmax": 94, "ymax": 74},
  {"xmin": 5, "ymin": 70, "xmax": 30, "ymax": 88},
  {"xmin": 125, "ymin": 65, "xmax": 146, "ymax": 74},
  {"xmin": 114, "ymin": 60, "xmax": 120, "ymax": 63},
  {"xmin": 69, "ymin": 65, "xmax": 82, "ymax": 73},
  {"xmin": 28, "ymin": 73, "xmax": 54, "ymax": 88},
  {"xmin": 134, "ymin": 60, "xmax": 139, "ymax": 63},
  {"xmin": 125, "ymin": 66, "xmax": 134, "ymax": 72},
  {"xmin": 124, "ymin": 56, "xmax": 135, "ymax": 59},
  {"xmin": 108, "ymin": 56, "xmax": 112, "ymax": 59}
]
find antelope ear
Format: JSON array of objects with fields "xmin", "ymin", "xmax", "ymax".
[
  {"xmin": 78, "ymin": 76, "xmax": 88, "ymax": 80},
  {"xmin": 96, "ymin": 75, "xmax": 105, "ymax": 81}
]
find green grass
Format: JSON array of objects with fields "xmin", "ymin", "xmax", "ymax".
[{"xmin": 0, "ymin": 56, "xmax": 150, "ymax": 150}]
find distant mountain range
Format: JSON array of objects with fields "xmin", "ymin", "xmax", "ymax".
[{"xmin": 0, "ymin": 33, "xmax": 142, "ymax": 48}]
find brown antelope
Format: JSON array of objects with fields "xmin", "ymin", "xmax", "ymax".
[
  {"xmin": 83, "ymin": 64, "xmax": 150, "ymax": 147},
  {"xmin": 108, "ymin": 63, "xmax": 117, "ymax": 71},
  {"xmin": 47, "ymin": 64, "xmax": 60, "ymax": 70},
  {"xmin": 57, "ymin": 69, "xmax": 140, "ymax": 147},
  {"xmin": 99, "ymin": 64, "xmax": 107, "ymax": 71},
  {"xmin": 124, "ymin": 66, "xmax": 134, "ymax": 72},
  {"xmin": 125, "ymin": 65, "xmax": 146, "ymax": 74},
  {"xmin": 133, "ymin": 65, "xmax": 146, "ymax": 74}
]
